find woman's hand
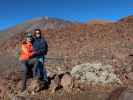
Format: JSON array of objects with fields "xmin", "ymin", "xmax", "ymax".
[{"xmin": 29, "ymin": 51, "xmax": 38, "ymax": 58}]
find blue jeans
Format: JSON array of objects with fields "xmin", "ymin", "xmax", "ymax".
[{"xmin": 33, "ymin": 57, "xmax": 48, "ymax": 82}]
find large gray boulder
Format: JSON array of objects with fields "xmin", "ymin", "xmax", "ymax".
[{"xmin": 71, "ymin": 63, "xmax": 122, "ymax": 85}]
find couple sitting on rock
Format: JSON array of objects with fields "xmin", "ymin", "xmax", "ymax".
[{"xmin": 19, "ymin": 29, "xmax": 48, "ymax": 92}]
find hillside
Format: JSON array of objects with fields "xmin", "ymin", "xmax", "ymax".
[
  {"xmin": 1, "ymin": 16, "xmax": 133, "ymax": 66},
  {"xmin": 0, "ymin": 17, "xmax": 78, "ymax": 42},
  {"xmin": 0, "ymin": 15, "xmax": 133, "ymax": 99}
]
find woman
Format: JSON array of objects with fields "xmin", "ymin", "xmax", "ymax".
[{"xmin": 19, "ymin": 32, "xmax": 36, "ymax": 91}]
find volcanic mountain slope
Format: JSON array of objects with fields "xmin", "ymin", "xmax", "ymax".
[
  {"xmin": 0, "ymin": 17, "xmax": 78, "ymax": 42},
  {"xmin": 0, "ymin": 17, "xmax": 79, "ymax": 72},
  {"xmin": 1, "ymin": 15, "xmax": 133, "ymax": 68}
]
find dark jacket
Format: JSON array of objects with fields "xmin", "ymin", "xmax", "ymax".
[{"xmin": 33, "ymin": 37, "xmax": 48, "ymax": 57}]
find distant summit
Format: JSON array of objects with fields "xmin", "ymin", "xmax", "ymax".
[
  {"xmin": 87, "ymin": 20, "xmax": 112, "ymax": 25},
  {"xmin": 26, "ymin": 17, "xmax": 79, "ymax": 31},
  {"xmin": 118, "ymin": 15, "xmax": 133, "ymax": 23},
  {"xmin": 0, "ymin": 17, "xmax": 80, "ymax": 40}
]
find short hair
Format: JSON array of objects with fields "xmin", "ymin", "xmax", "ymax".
[
  {"xmin": 34, "ymin": 29, "xmax": 42, "ymax": 37},
  {"xmin": 35, "ymin": 29, "xmax": 41, "ymax": 33}
]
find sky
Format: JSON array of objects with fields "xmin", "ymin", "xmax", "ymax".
[{"xmin": 0, "ymin": 0, "xmax": 133, "ymax": 30}]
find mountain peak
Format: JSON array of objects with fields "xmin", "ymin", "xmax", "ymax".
[
  {"xmin": 118, "ymin": 15, "xmax": 133, "ymax": 23},
  {"xmin": 87, "ymin": 20, "xmax": 112, "ymax": 25}
]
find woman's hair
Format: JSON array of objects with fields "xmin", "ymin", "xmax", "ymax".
[
  {"xmin": 22, "ymin": 37, "xmax": 33, "ymax": 44},
  {"xmin": 22, "ymin": 40, "xmax": 27, "ymax": 44}
]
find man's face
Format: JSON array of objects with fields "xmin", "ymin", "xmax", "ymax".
[{"xmin": 35, "ymin": 31, "xmax": 41, "ymax": 38}]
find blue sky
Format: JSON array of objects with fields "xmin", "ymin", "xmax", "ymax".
[{"xmin": 0, "ymin": 0, "xmax": 133, "ymax": 30}]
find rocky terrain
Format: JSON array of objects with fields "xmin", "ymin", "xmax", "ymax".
[{"xmin": 0, "ymin": 15, "xmax": 133, "ymax": 99}]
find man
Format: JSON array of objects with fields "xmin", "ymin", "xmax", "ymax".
[{"xmin": 32, "ymin": 29, "xmax": 48, "ymax": 83}]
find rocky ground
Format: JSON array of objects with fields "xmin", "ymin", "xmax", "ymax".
[{"xmin": 0, "ymin": 65, "xmax": 133, "ymax": 100}]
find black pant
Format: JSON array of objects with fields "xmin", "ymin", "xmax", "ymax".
[{"xmin": 20, "ymin": 58, "xmax": 39, "ymax": 90}]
